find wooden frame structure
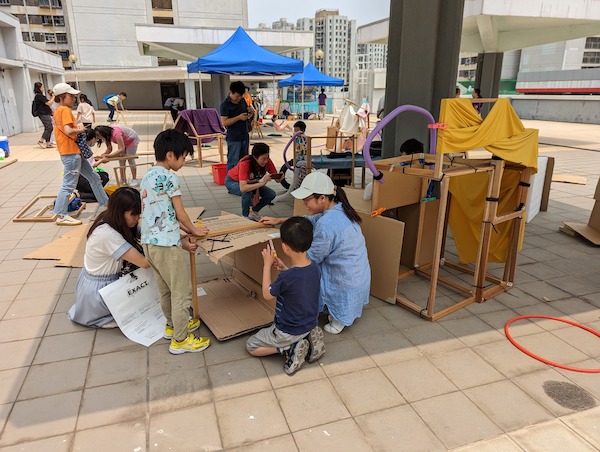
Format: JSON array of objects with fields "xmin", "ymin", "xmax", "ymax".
[
  {"xmin": 374, "ymin": 147, "xmax": 532, "ymax": 320},
  {"xmin": 114, "ymin": 110, "xmax": 172, "ymax": 131},
  {"xmin": 173, "ymin": 116, "xmax": 224, "ymax": 168},
  {"xmin": 13, "ymin": 194, "xmax": 85, "ymax": 223}
]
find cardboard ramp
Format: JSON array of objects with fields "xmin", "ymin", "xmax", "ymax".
[{"xmin": 560, "ymin": 178, "xmax": 600, "ymax": 245}]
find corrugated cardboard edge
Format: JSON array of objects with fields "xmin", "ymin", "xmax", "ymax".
[
  {"xmin": 23, "ymin": 224, "xmax": 90, "ymax": 267},
  {"xmin": 560, "ymin": 179, "xmax": 600, "ymax": 245}
]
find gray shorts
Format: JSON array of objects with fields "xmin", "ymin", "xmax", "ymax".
[{"xmin": 246, "ymin": 324, "xmax": 307, "ymax": 352}]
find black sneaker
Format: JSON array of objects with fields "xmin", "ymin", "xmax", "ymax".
[
  {"xmin": 283, "ymin": 339, "xmax": 309, "ymax": 375},
  {"xmin": 306, "ymin": 326, "xmax": 326, "ymax": 363}
]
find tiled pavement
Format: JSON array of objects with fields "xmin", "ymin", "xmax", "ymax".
[{"xmin": 0, "ymin": 113, "xmax": 598, "ymax": 451}]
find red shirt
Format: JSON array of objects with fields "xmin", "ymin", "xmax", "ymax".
[{"xmin": 227, "ymin": 155, "xmax": 277, "ymax": 182}]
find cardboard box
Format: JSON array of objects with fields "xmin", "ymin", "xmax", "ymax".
[{"xmin": 194, "ymin": 213, "xmax": 285, "ymax": 340}]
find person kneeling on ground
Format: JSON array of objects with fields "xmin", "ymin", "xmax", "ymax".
[
  {"xmin": 246, "ymin": 217, "xmax": 325, "ymax": 375},
  {"xmin": 224, "ymin": 142, "xmax": 282, "ymax": 221}
]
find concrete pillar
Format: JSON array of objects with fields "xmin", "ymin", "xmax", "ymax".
[
  {"xmin": 184, "ymin": 78, "xmax": 196, "ymax": 110},
  {"xmin": 475, "ymin": 52, "xmax": 503, "ymax": 100},
  {"xmin": 210, "ymin": 74, "xmax": 230, "ymax": 109},
  {"xmin": 382, "ymin": 0, "xmax": 464, "ymax": 158}
]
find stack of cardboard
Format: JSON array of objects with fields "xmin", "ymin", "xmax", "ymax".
[{"xmin": 560, "ymin": 178, "xmax": 600, "ymax": 245}]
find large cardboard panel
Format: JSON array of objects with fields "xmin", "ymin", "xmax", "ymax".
[
  {"xmin": 372, "ymin": 168, "xmax": 422, "ymax": 210},
  {"xmin": 196, "ymin": 269, "xmax": 275, "ymax": 341},
  {"xmin": 395, "ymin": 201, "xmax": 439, "ymax": 267},
  {"xmin": 23, "ymin": 224, "xmax": 90, "ymax": 267},
  {"xmin": 595, "ymin": 178, "xmax": 600, "ymax": 201},
  {"xmin": 294, "ymin": 190, "xmax": 404, "ymax": 304},
  {"xmin": 561, "ymin": 200, "xmax": 600, "ymax": 245}
]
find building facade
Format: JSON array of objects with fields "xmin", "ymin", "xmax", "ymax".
[{"xmin": 314, "ymin": 9, "xmax": 356, "ymax": 83}]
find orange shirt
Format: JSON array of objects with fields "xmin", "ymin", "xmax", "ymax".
[
  {"xmin": 54, "ymin": 105, "xmax": 79, "ymax": 156},
  {"xmin": 243, "ymin": 92, "xmax": 253, "ymax": 108}
]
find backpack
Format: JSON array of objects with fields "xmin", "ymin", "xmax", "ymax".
[
  {"xmin": 103, "ymin": 94, "xmax": 116, "ymax": 105},
  {"xmin": 31, "ymin": 99, "xmax": 39, "ymax": 117}
]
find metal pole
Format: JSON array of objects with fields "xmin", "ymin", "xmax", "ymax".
[{"xmin": 198, "ymin": 71, "xmax": 204, "ymax": 108}]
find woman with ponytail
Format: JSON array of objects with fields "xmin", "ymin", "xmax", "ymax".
[{"xmin": 261, "ymin": 172, "xmax": 370, "ymax": 334}]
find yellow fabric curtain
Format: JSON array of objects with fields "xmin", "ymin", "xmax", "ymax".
[{"xmin": 435, "ymin": 98, "xmax": 537, "ymax": 263}]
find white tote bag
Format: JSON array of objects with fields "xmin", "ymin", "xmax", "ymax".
[{"xmin": 99, "ymin": 267, "xmax": 166, "ymax": 346}]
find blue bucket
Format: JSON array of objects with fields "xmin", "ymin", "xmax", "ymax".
[{"xmin": 0, "ymin": 136, "xmax": 9, "ymax": 157}]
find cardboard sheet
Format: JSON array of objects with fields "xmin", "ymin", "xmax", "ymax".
[
  {"xmin": 560, "ymin": 179, "xmax": 600, "ymax": 245},
  {"xmin": 23, "ymin": 224, "xmax": 90, "ymax": 267}
]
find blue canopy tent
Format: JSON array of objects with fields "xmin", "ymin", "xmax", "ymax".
[
  {"xmin": 278, "ymin": 62, "xmax": 344, "ymax": 87},
  {"xmin": 278, "ymin": 63, "xmax": 344, "ymax": 117},
  {"xmin": 187, "ymin": 27, "xmax": 304, "ymax": 107}
]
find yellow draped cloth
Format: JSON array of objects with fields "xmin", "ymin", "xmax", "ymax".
[{"xmin": 436, "ymin": 98, "xmax": 538, "ymax": 263}]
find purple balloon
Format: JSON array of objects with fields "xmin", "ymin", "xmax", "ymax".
[{"xmin": 363, "ymin": 105, "xmax": 437, "ymax": 183}]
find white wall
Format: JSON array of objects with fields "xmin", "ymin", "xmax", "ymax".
[{"xmin": 176, "ymin": 0, "xmax": 247, "ymax": 27}]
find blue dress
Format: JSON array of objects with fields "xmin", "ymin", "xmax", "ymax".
[{"xmin": 306, "ymin": 204, "xmax": 371, "ymax": 326}]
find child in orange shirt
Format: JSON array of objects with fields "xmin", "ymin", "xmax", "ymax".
[{"xmin": 52, "ymin": 83, "xmax": 108, "ymax": 226}]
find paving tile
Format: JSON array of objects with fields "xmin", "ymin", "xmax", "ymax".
[
  {"xmin": 276, "ymin": 379, "xmax": 350, "ymax": 432},
  {"xmin": 377, "ymin": 304, "xmax": 429, "ymax": 330},
  {"xmin": 509, "ymin": 419, "xmax": 597, "ymax": 451},
  {"xmin": 226, "ymin": 434, "xmax": 298, "ymax": 452},
  {"xmin": 549, "ymin": 297, "xmax": 600, "ymax": 324},
  {"xmin": 72, "ymin": 420, "xmax": 146, "ymax": 452},
  {"xmin": 463, "ymin": 379, "xmax": 554, "ymax": 432},
  {"xmin": 86, "ymin": 348, "xmax": 147, "ymax": 387},
  {"xmin": 203, "ymin": 334, "xmax": 252, "ymax": 365},
  {"xmin": 15, "ymin": 279, "xmax": 65, "ymax": 301},
  {"xmin": 150, "ymin": 403, "xmax": 222, "ymax": 451},
  {"xmin": 18, "ymin": 357, "xmax": 88, "ymax": 401},
  {"xmin": 0, "ymin": 434, "xmax": 73, "ymax": 452},
  {"xmin": 551, "ymin": 325, "xmax": 600, "ymax": 359},
  {"xmin": 149, "ymin": 366, "xmax": 211, "ymax": 414},
  {"xmin": 348, "ymin": 307, "xmax": 396, "ymax": 337},
  {"xmin": 330, "ymin": 367, "xmax": 404, "ymax": 416},
  {"xmin": 0, "ymin": 338, "xmax": 40, "ymax": 371},
  {"xmin": 317, "ymin": 338, "xmax": 376, "ymax": 377},
  {"xmin": 355, "ymin": 404, "xmax": 445, "ymax": 451},
  {"xmin": 33, "ymin": 330, "xmax": 95, "ymax": 365},
  {"xmin": 207, "ymin": 357, "xmax": 271, "ymax": 401},
  {"xmin": 556, "ymin": 359, "xmax": 600, "ymax": 400},
  {"xmin": 381, "ymin": 357, "xmax": 457, "ymax": 402},
  {"xmin": 0, "ymin": 391, "xmax": 81, "ymax": 447},
  {"xmin": 451, "ymin": 434, "xmax": 526, "ymax": 452},
  {"xmin": 514, "ymin": 331, "xmax": 590, "ymax": 365},
  {"xmin": 478, "ymin": 309, "xmax": 545, "ymax": 337},
  {"xmin": 293, "ymin": 419, "xmax": 372, "ymax": 452},
  {"xmin": 429, "ymin": 348, "xmax": 505, "ymax": 389},
  {"xmin": 148, "ymin": 341, "xmax": 206, "ymax": 377},
  {"xmin": 412, "ymin": 391, "xmax": 503, "ymax": 449},
  {"xmin": 0, "ymin": 270, "xmax": 31, "ymax": 286},
  {"xmin": 77, "ymin": 380, "xmax": 146, "ymax": 430},
  {"xmin": 45, "ymin": 312, "xmax": 90, "ymax": 336},
  {"xmin": 0, "ymin": 367, "xmax": 28, "ymax": 404},
  {"xmin": 401, "ymin": 322, "xmax": 466, "ymax": 356},
  {"xmin": 25, "ymin": 267, "xmax": 70, "ymax": 284},
  {"xmin": 517, "ymin": 280, "xmax": 572, "ymax": 302},
  {"xmin": 441, "ymin": 316, "xmax": 506, "ymax": 347},
  {"xmin": 512, "ymin": 368, "xmax": 598, "ymax": 417},
  {"xmin": 562, "ymin": 405, "xmax": 600, "ymax": 447},
  {"xmin": 215, "ymin": 391, "xmax": 289, "ymax": 448},
  {"xmin": 514, "ymin": 303, "xmax": 577, "ymax": 330},
  {"xmin": 355, "ymin": 330, "xmax": 423, "ymax": 367},
  {"xmin": 4, "ymin": 297, "xmax": 58, "ymax": 319},
  {"xmin": 53, "ymin": 293, "xmax": 75, "ymax": 314},
  {"xmin": 472, "ymin": 340, "xmax": 547, "ymax": 378},
  {"xmin": 496, "ymin": 288, "xmax": 544, "ymax": 308},
  {"xmin": 0, "ymin": 301, "xmax": 10, "ymax": 319},
  {"xmin": 0, "ymin": 315, "xmax": 50, "ymax": 342},
  {"xmin": 92, "ymin": 328, "xmax": 139, "ymax": 355}
]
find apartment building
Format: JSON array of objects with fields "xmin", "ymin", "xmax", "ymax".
[{"xmin": 314, "ymin": 9, "xmax": 356, "ymax": 83}]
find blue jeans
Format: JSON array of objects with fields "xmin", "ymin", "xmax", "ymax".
[
  {"xmin": 107, "ymin": 104, "xmax": 115, "ymax": 120},
  {"xmin": 54, "ymin": 154, "xmax": 109, "ymax": 216},
  {"xmin": 225, "ymin": 176, "xmax": 276, "ymax": 217},
  {"xmin": 226, "ymin": 139, "xmax": 249, "ymax": 171}
]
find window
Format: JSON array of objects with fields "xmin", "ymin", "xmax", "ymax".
[
  {"xmin": 158, "ymin": 57, "xmax": 177, "ymax": 66},
  {"xmin": 585, "ymin": 37, "xmax": 600, "ymax": 50},
  {"xmin": 53, "ymin": 16, "xmax": 64, "ymax": 26},
  {"xmin": 22, "ymin": 32, "xmax": 30, "ymax": 41},
  {"xmin": 41, "ymin": 15, "xmax": 53, "ymax": 25},
  {"xmin": 30, "ymin": 32, "xmax": 44, "ymax": 42},
  {"xmin": 153, "ymin": 16, "xmax": 173, "ymax": 24},
  {"xmin": 44, "ymin": 33, "xmax": 55, "ymax": 42},
  {"xmin": 56, "ymin": 33, "xmax": 67, "ymax": 43},
  {"xmin": 39, "ymin": 0, "xmax": 62, "ymax": 7},
  {"xmin": 152, "ymin": 0, "xmax": 172, "ymax": 10},
  {"xmin": 0, "ymin": 0, "xmax": 10, "ymax": 5}
]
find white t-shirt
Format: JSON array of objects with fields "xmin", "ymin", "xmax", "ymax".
[
  {"xmin": 77, "ymin": 102, "xmax": 95, "ymax": 123},
  {"xmin": 84, "ymin": 224, "xmax": 132, "ymax": 276}
]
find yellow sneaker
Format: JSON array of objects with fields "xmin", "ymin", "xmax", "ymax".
[
  {"xmin": 163, "ymin": 318, "xmax": 201, "ymax": 339},
  {"xmin": 169, "ymin": 333, "xmax": 210, "ymax": 355}
]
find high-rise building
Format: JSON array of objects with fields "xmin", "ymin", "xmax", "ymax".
[
  {"xmin": 272, "ymin": 17, "xmax": 294, "ymax": 30},
  {"xmin": 356, "ymin": 43, "xmax": 387, "ymax": 70},
  {"xmin": 0, "ymin": 0, "xmax": 70, "ymax": 69},
  {"xmin": 291, "ymin": 17, "xmax": 313, "ymax": 63},
  {"xmin": 314, "ymin": 9, "xmax": 356, "ymax": 83}
]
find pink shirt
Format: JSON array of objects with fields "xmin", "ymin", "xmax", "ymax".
[{"xmin": 111, "ymin": 126, "xmax": 138, "ymax": 148}]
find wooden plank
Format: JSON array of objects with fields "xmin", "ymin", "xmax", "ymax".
[
  {"xmin": 0, "ymin": 158, "xmax": 17, "ymax": 169},
  {"xmin": 540, "ymin": 156, "xmax": 554, "ymax": 211},
  {"xmin": 552, "ymin": 174, "xmax": 587, "ymax": 185}
]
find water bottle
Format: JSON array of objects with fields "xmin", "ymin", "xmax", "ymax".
[{"xmin": 0, "ymin": 149, "xmax": 5, "ymax": 160}]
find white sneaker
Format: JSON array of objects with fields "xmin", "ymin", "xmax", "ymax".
[
  {"xmin": 324, "ymin": 316, "xmax": 345, "ymax": 334},
  {"xmin": 56, "ymin": 215, "xmax": 82, "ymax": 226},
  {"xmin": 129, "ymin": 179, "xmax": 139, "ymax": 187}
]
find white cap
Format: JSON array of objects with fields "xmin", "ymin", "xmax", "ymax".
[
  {"xmin": 291, "ymin": 172, "xmax": 335, "ymax": 199},
  {"xmin": 52, "ymin": 83, "xmax": 80, "ymax": 96}
]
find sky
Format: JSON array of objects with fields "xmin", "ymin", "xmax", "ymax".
[{"xmin": 247, "ymin": 0, "xmax": 391, "ymax": 28}]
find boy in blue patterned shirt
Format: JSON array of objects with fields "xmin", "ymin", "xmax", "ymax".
[{"xmin": 141, "ymin": 129, "xmax": 211, "ymax": 355}]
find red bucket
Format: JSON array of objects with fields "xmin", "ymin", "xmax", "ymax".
[{"xmin": 212, "ymin": 163, "xmax": 227, "ymax": 185}]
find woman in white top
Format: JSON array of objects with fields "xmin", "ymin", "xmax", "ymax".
[
  {"xmin": 76, "ymin": 93, "xmax": 96, "ymax": 129},
  {"xmin": 68, "ymin": 187, "xmax": 149, "ymax": 328}
]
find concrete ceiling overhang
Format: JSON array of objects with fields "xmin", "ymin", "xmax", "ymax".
[
  {"xmin": 135, "ymin": 25, "xmax": 314, "ymax": 61},
  {"xmin": 357, "ymin": 0, "xmax": 600, "ymax": 53}
]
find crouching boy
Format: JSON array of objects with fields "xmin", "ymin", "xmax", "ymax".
[{"xmin": 246, "ymin": 216, "xmax": 325, "ymax": 375}]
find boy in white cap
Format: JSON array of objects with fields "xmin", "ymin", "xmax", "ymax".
[{"xmin": 52, "ymin": 83, "xmax": 108, "ymax": 225}]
